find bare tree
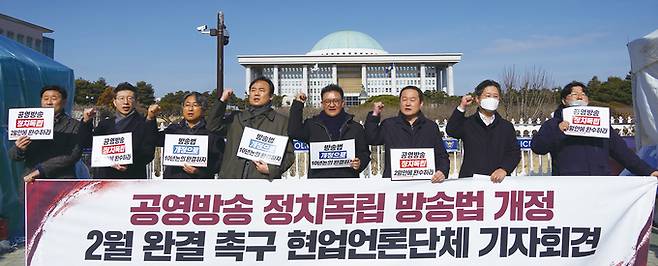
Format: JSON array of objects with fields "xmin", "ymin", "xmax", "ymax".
[{"xmin": 500, "ymin": 66, "xmax": 559, "ymax": 122}]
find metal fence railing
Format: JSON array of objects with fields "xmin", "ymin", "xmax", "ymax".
[{"xmin": 145, "ymin": 117, "xmax": 636, "ymax": 179}]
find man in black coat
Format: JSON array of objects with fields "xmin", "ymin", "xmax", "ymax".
[
  {"xmin": 446, "ymin": 80, "xmax": 521, "ymax": 182},
  {"xmin": 365, "ymin": 85, "xmax": 450, "ymax": 182},
  {"xmin": 82, "ymin": 82, "xmax": 159, "ymax": 179},
  {"xmin": 288, "ymin": 84, "xmax": 370, "ymax": 178},
  {"xmin": 155, "ymin": 92, "xmax": 224, "ymax": 179},
  {"xmin": 9, "ymin": 85, "xmax": 82, "ymax": 182},
  {"xmin": 532, "ymin": 81, "xmax": 658, "ymax": 177}
]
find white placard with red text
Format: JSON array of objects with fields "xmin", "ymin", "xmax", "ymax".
[
  {"xmin": 390, "ymin": 148, "xmax": 436, "ymax": 180},
  {"xmin": 8, "ymin": 108, "xmax": 55, "ymax": 140},
  {"xmin": 562, "ymin": 106, "xmax": 610, "ymax": 138},
  {"xmin": 91, "ymin": 133, "xmax": 133, "ymax": 167}
]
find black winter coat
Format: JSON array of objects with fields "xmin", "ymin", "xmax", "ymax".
[
  {"xmin": 365, "ymin": 111, "xmax": 450, "ymax": 178},
  {"xmin": 156, "ymin": 119, "xmax": 224, "ymax": 179},
  {"xmin": 446, "ymin": 108, "xmax": 521, "ymax": 178},
  {"xmin": 288, "ymin": 100, "xmax": 370, "ymax": 178},
  {"xmin": 83, "ymin": 111, "xmax": 158, "ymax": 179},
  {"xmin": 9, "ymin": 113, "xmax": 82, "ymax": 179}
]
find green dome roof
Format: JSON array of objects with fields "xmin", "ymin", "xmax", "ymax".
[{"xmin": 307, "ymin": 31, "xmax": 387, "ymax": 55}]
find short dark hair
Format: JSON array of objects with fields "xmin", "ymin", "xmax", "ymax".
[
  {"xmin": 249, "ymin": 77, "xmax": 275, "ymax": 95},
  {"xmin": 399, "ymin": 86, "xmax": 423, "ymax": 102},
  {"xmin": 40, "ymin": 85, "xmax": 67, "ymax": 100},
  {"xmin": 321, "ymin": 84, "xmax": 344, "ymax": 99},
  {"xmin": 560, "ymin": 81, "xmax": 588, "ymax": 99},
  {"xmin": 114, "ymin": 82, "xmax": 137, "ymax": 95},
  {"xmin": 474, "ymin": 79, "xmax": 501, "ymax": 96},
  {"xmin": 181, "ymin": 92, "xmax": 208, "ymax": 111}
]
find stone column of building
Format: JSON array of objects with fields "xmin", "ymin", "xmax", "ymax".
[
  {"xmin": 273, "ymin": 65, "xmax": 279, "ymax": 95},
  {"xmin": 420, "ymin": 64, "xmax": 426, "ymax": 91},
  {"xmin": 244, "ymin": 66, "xmax": 252, "ymax": 92},
  {"xmin": 447, "ymin": 64, "xmax": 454, "ymax": 96},
  {"xmin": 302, "ymin": 65, "xmax": 309, "ymax": 95},
  {"xmin": 436, "ymin": 65, "xmax": 442, "ymax": 93},
  {"xmin": 332, "ymin": 64, "xmax": 338, "ymax": 84},
  {"xmin": 361, "ymin": 64, "xmax": 367, "ymax": 91},
  {"xmin": 440, "ymin": 67, "xmax": 447, "ymax": 92},
  {"xmin": 391, "ymin": 64, "xmax": 397, "ymax": 93}
]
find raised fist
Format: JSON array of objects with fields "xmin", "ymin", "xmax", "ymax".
[
  {"xmin": 295, "ymin": 92, "xmax": 307, "ymax": 103},
  {"xmin": 220, "ymin": 89, "xmax": 234, "ymax": 102},
  {"xmin": 372, "ymin": 102, "xmax": 384, "ymax": 116},
  {"xmin": 459, "ymin": 95, "xmax": 474, "ymax": 109},
  {"xmin": 83, "ymin": 108, "xmax": 97, "ymax": 123},
  {"xmin": 147, "ymin": 104, "xmax": 161, "ymax": 120}
]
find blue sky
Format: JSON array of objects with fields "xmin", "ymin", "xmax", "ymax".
[{"xmin": 2, "ymin": 0, "xmax": 656, "ymax": 97}]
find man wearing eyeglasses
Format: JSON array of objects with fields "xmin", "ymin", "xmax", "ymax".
[
  {"xmin": 532, "ymin": 81, "xmax": 658, "ymax": 177},
  {"xmin": 288, "ymin": 84, "xmax": 371, "ymax": 178},
  {"xmin": 82, "ymin": 82, "xmax": 159, "ymax": 179},
  {"xmin": 155, "ymin": 92, "xmax": 224, "ymax": 179}
]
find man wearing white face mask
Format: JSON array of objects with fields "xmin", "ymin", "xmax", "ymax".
[
  {"xmin": 446, "ymin": 80, "xmax": 521, "ymax": 182},
  {"xmin": 532, "ymin": 81, "xmax": 658, "ymax": 177}
]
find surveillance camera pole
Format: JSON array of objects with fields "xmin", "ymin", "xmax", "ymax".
[
  {"xmin": 216, "ymin": 12, "xmax": 225, "ymax": 97},
  {"xmin": 198, "ymin": 12, "xmax": 228, "ymax": 98},
  {"xmin": 216, "ymin": 11, "xmax": 225, "ymax": 98}
]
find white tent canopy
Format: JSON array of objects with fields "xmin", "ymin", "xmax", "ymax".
[{"xmin": 628, "ymin": 29, "xmax": 658, "ymax": 148}]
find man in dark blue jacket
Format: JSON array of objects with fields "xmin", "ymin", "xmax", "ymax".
[
  {"xmin": 446, "ymin": 80, "xmax": 520, "ymax": 182},
  {"xmin": 365, "ymin": 86, "xmax": 450, "ymax": 182},
  {"xmin": 156, "ymin": 92, "xmax": 224, "ymax": 179},
  {"xmin": 82, "ymin": 82, "xmax": 159, "ymax": 179},
  {"xmin": 532, "ymin": 81, "xmax": 658, "ymax": 177},
  {"xmin": 288, "ymin": 84, "xmax": 370, "ymax": 178}
]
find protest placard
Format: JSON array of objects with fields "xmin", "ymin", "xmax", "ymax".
[
  {"xmin": 8, "ymin": 108, "xmax": 54, "ymax": 140},
  {"xmin": 309, "ymin": 139, "xmax": 355, "ymax": 169},
  {"xmin": 237, "ymin": 127, "xmax": 289, "ymax": 165},
  {"xmin": 91, "ymin": 133, "xmax": 133, "ymax": 167},
  {"xmin": 390, "ymin": 148, "xmax": 436, "ymax": 180},
  {"xmin": 163, "ymin": 134, "xmax": 209, "ymax": 167},
  {"xmin": 562, "ymin": 106, "xmax": 610, "ymax": 138}
]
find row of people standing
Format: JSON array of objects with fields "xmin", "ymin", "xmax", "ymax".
[
  {"xmin": 9, "ymin": 78, "xmax": 658, "ymax": 182},
  {"xmin": 288, "ymin": 80, "xmax": 516, "ymax": 182}
]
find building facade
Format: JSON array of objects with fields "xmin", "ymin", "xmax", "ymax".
[
  {"xmin": 238, "ymin": 31, "xmax": 462, "ymax": 106},
  {"xmin": 0, "ymin": 13, "xmax": 55, "ymax": 58}
]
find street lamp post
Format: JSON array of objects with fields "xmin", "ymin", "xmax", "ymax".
[{"xmin": 197, "ymin": 11, "xmax": 229, "ymax": 97}]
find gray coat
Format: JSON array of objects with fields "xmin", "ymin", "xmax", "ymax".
[
  {"xmin": 207, "ymin": 101, "xmax": 294, "ymax": 179},
  {"xmin": 9, "ymin": 113, "xmax": 82, "ymax": 179}
]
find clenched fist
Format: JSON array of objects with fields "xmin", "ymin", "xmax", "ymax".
[
  {"xmin": 147, "ymin": 104, "xmax": 161, "ymax": 120},
  {"xmin": 220, "ymin": 89, "xmax": 234, "ymax": 102},
  {"xmin": 372, "ymin": 102, "xmax": 384, "ymax": 116},
  {"xmin": 459, "ymin": 95, "xmax": 474, "ymax": 110},
  {"xmin": 83, "ymin": 107, "xmax": 97, "ymax": 123},
  {"xmin": 295, "ymin": 92, "xmax": 308, "ymax": 103}
]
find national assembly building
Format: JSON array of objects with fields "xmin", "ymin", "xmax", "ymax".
[{"xmin": 238, "ymin": 30, "xmax": 462, "ymax": 107}]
